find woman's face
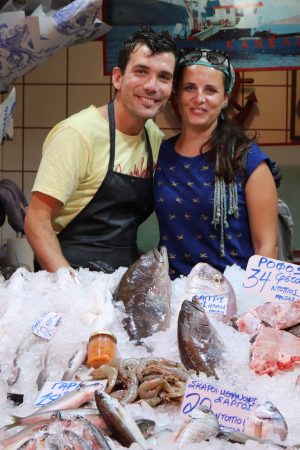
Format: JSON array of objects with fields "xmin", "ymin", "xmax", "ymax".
[{"xmin": 176, "ymin": 64, "xmax": 229, "ymax": 132}]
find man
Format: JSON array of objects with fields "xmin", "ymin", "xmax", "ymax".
[{"xmin": 24, "ymin": 28, "xmax": 176, "ymax": 273}]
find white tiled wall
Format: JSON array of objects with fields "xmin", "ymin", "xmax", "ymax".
[{"xmin": 1, "ymin": 40, "xmax": 300, "ymax": 258}]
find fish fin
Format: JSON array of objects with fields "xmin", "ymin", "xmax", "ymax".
[
  {"xmin": 134, "ymin": 340, "xmax": 153, "ymax": 353},
  {"xmin": 122, "ymin": 316, "xmax": 138, "ymax": 341},
  {"xmin": 4, "ymin": 416, "xmax": 21, "ymax": 429}
]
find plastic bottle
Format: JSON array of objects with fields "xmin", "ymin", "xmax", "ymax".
[{"xmin": 86, "ymin": 331, "xmax": 117, "ymax": 368}]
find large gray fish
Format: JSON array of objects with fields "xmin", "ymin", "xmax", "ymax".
[
  {"xmin": 95, "ymin": 390, "xmax": 148, "ymax": 449},
  {"xmin": 114, "ymin": 246, "xmax": 171, "ymax": 341},
  {"xmin": 183, "ymin": 262, "xmax": 237, "ymax": 323},
  {"xmin": 177, "ymin": 298, "xmax": 225, "ymax": 378}
]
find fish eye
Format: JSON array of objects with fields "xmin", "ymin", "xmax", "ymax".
[
  {"xmin": 214, "ymin": 275, "xmax": 223, "ymax": 282},
  {"xmin": 201, "ymin": 407, "xmax": 210, "ymax": 413}
]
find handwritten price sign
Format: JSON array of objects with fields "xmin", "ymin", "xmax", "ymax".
[
  {"xmin": 32, "ymin": 311, "xmax": 62, "ymax": 340},
  {"xmin": 193, "ymin": 294, "xmax": 228, "ymax": 316},
  {"xmin": 244, "ymin": 255, "xmax": 300, "ymax": 303},
  {"xmin": 35, "ymin": 379, "xmax": 107, "ymax": 407},
  {"xmin": 181, "ymin": 378, "xmax": 258, "ymax": 431}
]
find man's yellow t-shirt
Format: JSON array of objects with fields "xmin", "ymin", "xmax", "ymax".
[{"xmin": 33, "ymin": 105, "xmax": 164, "ymax": 232}]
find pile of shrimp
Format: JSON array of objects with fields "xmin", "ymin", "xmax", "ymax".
[{"xmin": 90, "ymin": 357, "xmax": 195, "ymax": 407}]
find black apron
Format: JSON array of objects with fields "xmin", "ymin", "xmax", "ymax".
[{"xmin": 34, "ymin": 101, "xmax": 154, "ymax": 273}]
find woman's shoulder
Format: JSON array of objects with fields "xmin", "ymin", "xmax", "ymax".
[
  {"xmin": 247, "ymin": 142, "xmax": 269, "ymax": 157},
  {"xmin": 244, "ymin": 142, "xmax": 271, "ymax": 176}
]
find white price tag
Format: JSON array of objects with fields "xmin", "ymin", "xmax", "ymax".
[
  {"xmin": 34, "ymin": 379, "xmax": 107, "ymax": 407},
  {"xmin": 181, "ymin": 377, "xmax": 258, "ymax": 432},
  {"xmin": 193, "ymin": 294, "xmax": 228, "ymax": 315},
  {"xmin": 32, "ymin": 311, "xmax": 62, "ymax": 340},
  {"xmin": 244, "ymin": 255, "xmax": 300, "ymax": 303}
]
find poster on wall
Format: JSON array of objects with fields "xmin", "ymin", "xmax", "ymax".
[{"xmin": 103, "ymin": 0, "xmax": 300, "ymax": 73}]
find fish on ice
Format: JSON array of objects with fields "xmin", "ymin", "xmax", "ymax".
[
  {"xmin": 177, "ymin": 298, "xmax": 225, "ymax": 378},
  {"xmin": 182, "ymin": 263, "xmax": 237, "ymax": 323},
  {"xmin": 95, "ymin": 390, "xmax": 148, "ymax": 449},
  {"xmin": 174, "ymin": 405, "xmax": 219, "ymax": 447},
  {"xmin": 114, "ymin": 246, "xmax": 171, "ymax": 341},
  {"xmin": 244, "ymin": 400, "xmax": 288, "ymax": 442}
]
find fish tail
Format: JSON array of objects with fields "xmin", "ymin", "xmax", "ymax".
[{"xmin": 4, "ymin": 416, "xmax": 21, "ymax": 429}]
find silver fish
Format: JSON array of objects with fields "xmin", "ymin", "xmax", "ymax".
[
  {"xmin": 75, "ymin": 415, "xmax": 112, "ymax": 450},
  {"xmin": 244, "ymin": 401, "xmax": 288, "ymax": 442},
  {"xmin": 183, "ymin": 262, "xmax": 237, "ymax": 323},
  {"xmin": 62, "ymin": 341, "xmax": 88, "ymax": 381},
  {"xmin": 7, "ymin": 333, "xmax": 48, "ymax": 388},
  {"xmin": 5, "ymin": 408, "xmax": 105, "ymax": 430},
  {"xmin": 177, "ymin": 298, "xmax": 225, "ymax": 378},
  {"xmin": 23, "ymin": 381, "xmax": 104, "ymax": 418},
  {"xmin": 135, "ymin": 418, "xmax": 156, "ymax": 439},
  {"xmin": 174, "ymin": 405, "xmax": 219, "ymax": 447},
  {"xmin": 42, "ymin": 433, "xmax": 61, "ymax": 450},
  {"xmin": 36, "ymin": 348, "xmax": 50, "ymax": 391},
  {"xmin": 218, "ymin": 426, "xmax": 288, "ymax": 448},
  {"xmin": 95, "ymin": 390, "xmax": 148, "ymax": 449},
  {"xmin": 62, "ymin": 429, "xmax": 91, "ymax": 450},
  {"xmin": 114, "ymin": 246, "xmax": 171, "ymax": 341},
  {"xmin": 0, "ymin": 420, "xmax": 50, "ymax": 449}
]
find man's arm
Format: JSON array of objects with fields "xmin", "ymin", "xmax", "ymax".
[{"xmin": 24, "ymin": 192, "xmax": 71, "ymax": 272}]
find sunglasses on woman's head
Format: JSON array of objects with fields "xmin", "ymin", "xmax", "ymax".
[{"xmin": 178, "ymin": 49, "xmax": 229, "ymax": 67}]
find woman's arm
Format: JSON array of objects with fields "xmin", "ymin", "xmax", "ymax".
[{"xmin": 245, "ymin": 161, "xmax": 278, "ymax": 259}]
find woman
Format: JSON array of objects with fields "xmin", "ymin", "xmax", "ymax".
[{"xmin": 153, "ymin": 49, "xmax": 278, "ymax": 279}]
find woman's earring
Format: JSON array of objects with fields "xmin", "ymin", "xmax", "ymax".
[{"xmin": 220, "ymin": 102, "xmax": 228, "ymax": 120}]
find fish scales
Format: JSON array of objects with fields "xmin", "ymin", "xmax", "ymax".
[
  {"xmin": 244, "ymin": 401, "xmax": 288, "ymax": 442},
  {"xmin": 177, "ymin": 299, "xmax": 225, "ymax": 378},
  {"xmin": 174, "ymin": 405, "xmax": 219, "ymax": 447},
  {"xmin": 114, "ymin": 246, "xmax": 171, "ymax": 340}
]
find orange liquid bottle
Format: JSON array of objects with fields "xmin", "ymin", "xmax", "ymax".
[{"xmin": 86, "ymin": 331, "xmax": 117, "ymax": 369}]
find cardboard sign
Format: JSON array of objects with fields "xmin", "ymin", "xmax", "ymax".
[
  {"xmin": 243, "ymin": 255, "xmax": 300, "ymax": 303},
  {"xmin": 181, "ymin": 377, "xmax": 258, "ymax": 432},
  {"xmin": 32, "ymin": 311, "xmax": 62, "ymax": 340},
  {"xmin": 0, "ymin": 87, "xmax": 16, "ymax": 141},
  {"xmin": 35, "ymin": 379, "xmax": 107, "ymax": 407},
  {"xmin": 193, "ymin": 294, "xmax": 228, "ymax": 316}
]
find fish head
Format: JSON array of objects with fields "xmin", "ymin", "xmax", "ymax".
[
  {"xmin": 184, "ymin": 263, "xmax": 237, "ymax": 320},
  {"xmin": 181, "ymin": 296, "xmax": 207, "ymax": 322},
  {"xmin": 188, "ymin": 404, "xmax": 216, "ymax": 421},
  {"xmin": 95, "ymin": 390, "xmax": 116, "ymax": 410},
  {"xmin": 153, "ymin": 246, "xmax": 168, "ymax": 264},
  {"xmin": 178, "ymin": 404, "xmax": 220, "ymax": 441},
  {"xmin": 180, "ymin": 299, "xmax": 209, "ymax": 327},
  {"xmin": 254, "ymin": 401, "xmax": 285, "ymax": 422},
  {"xmin": 188, "ymin": 263, "xmax": 229, "ymax": 293},
  {"xmin": 139, "ymin": 246, "xmax": 169, "ymax": 274},
  {"xmin": 95, "ymin": 390, "xmax": 127, "ymax": 416},
  {"xmin": 252, "ymin": 401, "xmax": 288, "ymax": 441}
]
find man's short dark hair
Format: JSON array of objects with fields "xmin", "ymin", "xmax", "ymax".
[{"xmin": 117, "ymin": 27, "xmax": 177, "ymax": 73}]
